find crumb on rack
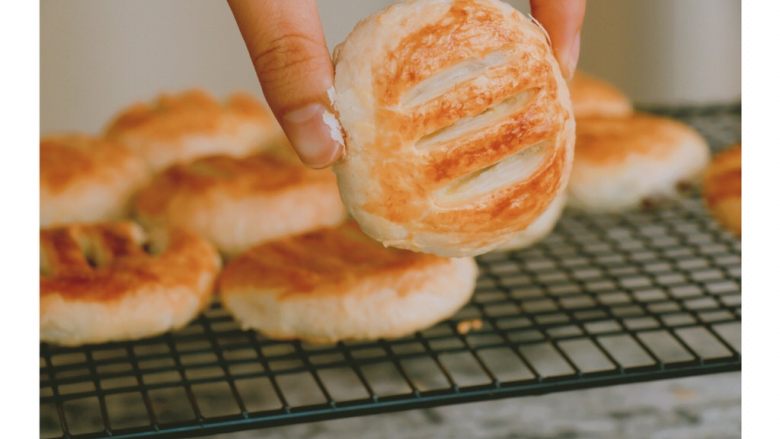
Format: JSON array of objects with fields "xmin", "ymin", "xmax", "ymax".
[{"xmin": 456, "ymin": 319, "xmax": 484, "ymax": 335}]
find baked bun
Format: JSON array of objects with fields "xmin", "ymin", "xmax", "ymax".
[
  {"xmin": 702, "ymin": 144, "xmax": 741, "ymax": 235},
  {"xmin": 134, "ymin": 147, "xmax": 346, "ymax": 256},
  {"xmin": 40, "ymin": 134, "xmax": 149, "ymax": 227},
  {"xmin": 220, "ymin": 222, "xmax": 478, "ymax": 344},
  {"xmin": 569, "ymin": 71, "xmax": 632, "ymax": 118},
  {"xmin": 496, "ymin": 192, "xmax": 565, "ymax": 251},
  {"xmin": 105, "ymin": 90, "xmax": 282, "ymax": 171},
  {"xmin": 40, "ymin": 222, "xmax": 220, "ymax": 346},
  {"xmin": 567, "ymin": 114, "xmax": 710, "ymax": 212},
  {"xmin": 332, "ymin": 0, "xmax": 575, "ymax": 257}
]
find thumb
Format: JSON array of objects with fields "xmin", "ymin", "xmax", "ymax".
[
  {"xmin": 530, "ymin": 0, "xmax": 586, "ymax": 80},
  {"xmin": 228, "ymin": 0, "xmax": 343, "ymax": 168}
]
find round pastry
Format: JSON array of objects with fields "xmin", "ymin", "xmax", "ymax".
[
  {"xmin": 105, "ymin": 89, "xmax": 283, "ymax": 171},
  {"xmin": 40, "ymin": 134, "xmax": 149, "ymax": 227},
  {"xmin": 567, "ymin": 114, "xmax": 710, "ymax": 212},
  {"xmin": 569, "ymin": 71, "xmax": 633, "ymax": 119},
  {"xmin": 332, "ymin": 0, "xmax": 575, "ymax": 257},
  {"xmin": 134, "ymin": 147, "xmax": 346, "ymax": 256},
  {"xmin": 702, "ymin": 144, "xmax": 741, "ymax": 235},
  {"xmin": 40, "ymin": 222, "xmax": 220, "ymax": 346},
  {"xmin": 219, "ymin": 222, "xmax": 478, "ymax": 344},
  {"xmin": 495, "ymin": 192, "xmax": 565, "ymax": 251}
]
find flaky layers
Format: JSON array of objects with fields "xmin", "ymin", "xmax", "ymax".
[
  {"xmin": 567, "ymin": 114, "xmax": 710, "ymax": 212},
  {"xmin": 105, "ymin": 90, "xmax": 283, "ymax": 171},
  {"xmin": 703, "ymin": 144, "xmax": 741, "ymax": 235},
  {"xmin": 41, "ymin": 222, "xmax": 220, "ymax": 346},
  {"xmin": 220, "ymin": 222, "xmax": 478, "ymax": 344},
  {"xmin": 134, "ymin": 148, "xmax": 346, "ymax": 256},
  {"xmin": 333, "ymin": 0, "xmax": 575, "ymax": 257},
  {"xmin": 40, "ymin": 134, "xmax": 149, "ymax": 227},
  {"xmin": 569, "ymin": 71, "xmax": 633, "ymax": 119}
]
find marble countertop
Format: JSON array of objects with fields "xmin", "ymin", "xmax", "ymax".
[{"xmin": 215, "ymin": 373, "xmax": 740, "ymax": 439}]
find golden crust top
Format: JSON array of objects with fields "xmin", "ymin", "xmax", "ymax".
[
  {"xmin": 702, "ymin": 144, "xmax": 741, "ymax": 234},
  {"xmin": 133, "ymin": 148, "xmax": 337, "ymax": 217},
  {"xmin": 574, "ymin": 114, "xmax": 702, "ymax": 165},
  {"xmin": 104, "ymin": 89, "xmax": 276, "ymax": 141},
  {"xmin": 334, "ymin": 0, "xmax": 574, "ymax": 247},
  {"xmin": 40, "ymin": 222, "xmax": 220, "ymax": 303},
  {"xmin": 219, "ymin": 222, "xmax": 453, "ymax": 299},
  {"xmin": 40, "ymin": 134, "xmax": 145, "ymax": 192},
  {"xmin": 569, "ymin": 71, "xmax": 632, "ymax": 118}
]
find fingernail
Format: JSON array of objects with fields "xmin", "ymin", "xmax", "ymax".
[
  {"xmin": 561, "ymin": 32, "xmax": 582, "ymax": 81},
  {"xmin": 283, "ymin": 103, "xmax": 344, "ymax": 168}
]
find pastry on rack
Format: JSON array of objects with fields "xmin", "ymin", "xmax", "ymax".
[
  {"xmin": 331, "ymin": 0, "xmax": 575, "ymax": 257},
  {"xmin": 105, "ymin": 89, "xmax": 282, "ymax": 171},
  {"xmin": 40, "ymin": 134, "xmax": 149, "ymax": 227},
  {"xmin": 40, "ymin": 222, "xmax": 220, "ymax": 346},
  {"xmin": 219, "ymin": 222, "xmax": 478, "ymax": 344},
  {"xmin": 702, "ymin": 144, "xmax": 741, "ymax": 235},
  {"xmin": 567, "ymin": 114, "xmax": 710, "ymax": 212},
  {"xmin": 134, "ymin": 147, "xmax": 346, "ymax": 256},
  {"xmin": 569, "ymin": 71, "xmax": 633, "ymax": 119}
]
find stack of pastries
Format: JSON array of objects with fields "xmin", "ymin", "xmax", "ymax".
[
  {"xmin": 40, "ymin": 0, "xmax": 737, "ymax": 348},
  {"xmin": 40, "ymin": 88, "xmax": 479, "ymax": 346},
  {"xmin": 565, "ymin": 72, "xmax": 739, "ymax": 234}
]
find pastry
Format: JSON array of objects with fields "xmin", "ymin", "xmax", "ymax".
[
  {"xmin": 40, "ymin": 222, "xmax": 220, "ymax": 346},
  {"xmin": 331, "ymin": 0, "xmax": 575, "ymax": 256},
  {"xmin": 219, "ymin": 222, "xmax": 478, "ymax": 343}
]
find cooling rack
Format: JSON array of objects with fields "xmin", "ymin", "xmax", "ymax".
[{"xmin": 40, "ymin": 105, "xmax": 741, "ymax": 439}]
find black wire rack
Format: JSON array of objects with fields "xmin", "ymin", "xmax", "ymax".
[{"xmin": 40, "ymin": 105, "xmax": 741, "ymax": 439}]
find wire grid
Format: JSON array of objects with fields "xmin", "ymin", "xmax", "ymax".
[{"xmin": 40, "ymin": 105, "xmax": 741, "ymax": 439}]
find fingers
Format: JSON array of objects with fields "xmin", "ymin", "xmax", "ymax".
[
  {"xmin": 530, "ymin": 0, "xmax": 587, "ymax": 80},
  {"xmin": 228, "ymin": 0, "xmax": 343, "ymax": 168}
]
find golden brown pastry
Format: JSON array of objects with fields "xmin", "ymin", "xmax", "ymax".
[
  {"xmin": 568, "ymin": 114, "xmax": 710, "ymax": 212},
  {"xmin": 702, "ymin": 144, "xmax": 741, "ymax": 235},
  {"xmin": 219, "ymin": 222, "xmax": 478, "ymax": 344},
  {"xmin": 332, "ymin": 0, "xmax": 575, "ymax": 257},
  {"xmin": 40, "ymin": 222, "xmax": 220, "ymax": 346},
  {"xmin": 134, "ymin": 147, "xmax": 346, "ymax": 256},
  {"xmin": 40, "ymin": 134, "xmax": 149, "ymax": 227},
  {"xmin": 569, "ymin": 71, "xmax": 633, "ymax": 119},
  {"xmin": 495, "ymin": 192, "xmax": 565, "ymax": 251},
  {"xmin": 105, "ymin": 89, "xmax": 283, "ymax": 171}
]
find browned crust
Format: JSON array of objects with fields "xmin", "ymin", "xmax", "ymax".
[
  {"xmin": 702, "ymin": 144, "xmax": 741, "ymax": 235},
  {"xmin": 40, "ymin": 222, "xmax": 219, "ymax": 303},
  {"xmin": 356, "ymin": 0, "xmax": 571, "ymax": 237},
  {"xmin": 133, "ymin": 149, "xmax": 338, "ymax": 217},
  {"xmin": 574, "ymin": 114, "xmax": 698, "ymax": 165},
  {"xmin": 104, "ymin": 89, "xmax": 276, "ymax": 141},
  {"xmin": 40, "ymin": 134, "xmax": 143, "ymax": 192},
  {"xmin": 219, "ymin": 222, "xmax": 452, "ymax": 299},
  {"xmin": 569, "ymin": 71, "xmax": 632, "ymax": 118}
]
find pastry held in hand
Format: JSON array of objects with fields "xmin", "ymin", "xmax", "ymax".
[
  {"xmin": 496, "ymin": 192, "xmax": 565, "ymax": 251},
  {"xmin": 703, "ymin": 144, "xmax": 741, "ymax": 236},
  {"xmin": 569, "ymin": 71, "xmax": 633, "ymax": 119},
  {"xmin": 134, "ymin": 148, "xmax": 346, "ymax": 256},
  {"xmin": 40, "ymin": 222, "xmax": 220, "ymax": 346},
  {"xmin": 40, "ymin": 134, "xmax": 149, "ymax": 227},
  {"xmin": 219, "ymin": 222, "xmax": 478, "ymax": 344},
  {"xmin": 332, "ymin": 0, "xmax": 575, "ymax": 257},
  {"xmin": 105, "ymin": 90, "xmax": 282, "ymax": 171},
  {"xmin": 567, "ymin": 114, "xmax": 710, "ymax": 212}
]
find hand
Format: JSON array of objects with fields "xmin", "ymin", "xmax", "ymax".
[
  {"xmin": 530, "ymin": 0, "xmax": 586, "ymax": 80},
  {"xmin": 229, "ymin": 0, "xmax": 586, "ymax": 169},
  {"xmin": 228, "ymin": 0, "xmax": 341, "ymax": 169}
]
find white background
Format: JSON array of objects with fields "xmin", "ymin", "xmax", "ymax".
[{"xmin": 40, "ymin": 0, "xmax": 740, "ymax": 134}]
